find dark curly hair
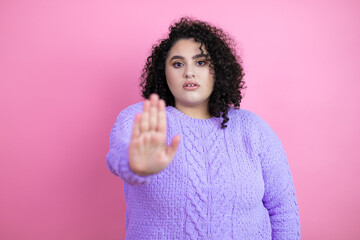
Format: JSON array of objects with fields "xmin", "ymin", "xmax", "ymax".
[{"xmin": 140, "ymin": 17, "xmax": 246, "ymax": 128}]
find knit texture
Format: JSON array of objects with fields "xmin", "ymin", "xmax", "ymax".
[{"xmin": 106, "ymin": 102, "xmax": 301, "ymax": 240}]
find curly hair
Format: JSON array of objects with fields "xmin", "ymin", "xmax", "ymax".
[{"xmin": 140, "ymin": 17, "xmax": 246, "ymax": 128}]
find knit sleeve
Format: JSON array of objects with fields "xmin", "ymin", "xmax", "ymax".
[
  {"xmin": 253, "ymin": 115, "xmax": 301, "ymax": 239},
  {"xmin": 105, "ymin": 103, "xmax": 155, "ymax": 186}
]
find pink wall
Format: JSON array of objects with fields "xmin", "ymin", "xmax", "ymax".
[{"xmin": 1, "ymin": 0, "xmax": 359, "ymax": 239}]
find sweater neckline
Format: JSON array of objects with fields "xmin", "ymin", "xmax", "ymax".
[{"xmin": 166, "ymin": 106, "xmax": 220, "ymax": 128}]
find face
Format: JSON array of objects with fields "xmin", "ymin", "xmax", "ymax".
[{"xmin": 165, "ymin": 38, "xmax": 215, "ymax": 111}]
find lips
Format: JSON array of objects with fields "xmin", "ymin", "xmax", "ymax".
[{"xmin": 183, "ymin": 81, "xmax": 200, "ymax": 90}]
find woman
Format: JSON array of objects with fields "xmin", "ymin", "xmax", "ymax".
[{"xmin": 106, "ymin": 17, "xmax": 300, "ymax": 239}]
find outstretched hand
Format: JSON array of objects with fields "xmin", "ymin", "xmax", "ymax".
[{"xmin": 128, "ymin": 94, "xmax": 181, "ymax": 176}]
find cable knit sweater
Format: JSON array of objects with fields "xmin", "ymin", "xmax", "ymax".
[{"xmin": 106, "ymin": 102, "xmax": 301, "ymax": 240}]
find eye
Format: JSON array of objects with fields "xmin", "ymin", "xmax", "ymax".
[
  {"xmin": 196, "ymin": 60, "xmax": 206, "ymax": 66},
  {"xmin": 172, "ymin": 61, "xmax": 183, "ymax": 68}
]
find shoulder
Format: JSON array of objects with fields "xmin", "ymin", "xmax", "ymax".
[
  {"xmin": 227, "ymin": 108, "xmax": 278, "ymax": 140},
  {"xmin": 116, "ymin": 102, "xmax": 143, "ymax": 120},
  {"xmin": 227, "ymin": 108, "xmax": 268, "ymax": 128},
  {"xmin": 227, "ymin": 108, "xmax": 284, "ymax": 156},
  {"xmin": 119, "ymin": 101, "xmax": 143, "ymax": 115},
  {"xmin": 110, "ymin": 102, "xmax": 144, "ymax": 131}
]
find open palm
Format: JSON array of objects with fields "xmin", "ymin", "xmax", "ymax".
[{"xmin": 128, "ymin": 94, "xmax": 181, "ymax": 176}]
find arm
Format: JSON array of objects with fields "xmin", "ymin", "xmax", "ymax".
[
  {"xmin": 105, "ymin": 103, "xmax": 154, "ymax": 186},
  {"xmin": 254, "ymin": 116, "xmax": 301, "ymax": 239}
]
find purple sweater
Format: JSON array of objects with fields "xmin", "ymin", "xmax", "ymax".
[{"xmin": 106, "ymin": 102, "xmax": 301, "ymax": 239}]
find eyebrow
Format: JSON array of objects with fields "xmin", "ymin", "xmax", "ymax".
[{"xmin": 169, "ymin": 54, "xmax": 207, "ymax": 62}]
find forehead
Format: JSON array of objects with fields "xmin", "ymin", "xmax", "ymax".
[{"xmin": 168, "ymin": 38, "xmax": 208, "ymax": 56}]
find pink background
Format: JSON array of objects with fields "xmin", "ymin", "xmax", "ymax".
[{"xmin": 1, "ymin": 0, "xmax": 359, "ymax": 239}]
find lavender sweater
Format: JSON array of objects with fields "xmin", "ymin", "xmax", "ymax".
[{"xmin": 106, "ymin": 102, "xmax": 300, "ymax": 239}]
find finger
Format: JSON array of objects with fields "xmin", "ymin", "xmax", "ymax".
[
  {"xmin": 131, "ymin": 113, "xmax": 141, "ymax": 139},
  {"xmin": 149, "ymin": 94, "xmax": 158, "ymax": 131},
  {"xmin": 140, "ymin": 100, "xmax": 150, "ymax": 133},
  {"xmin": 166, "ymin": 135, "xmax": 181, "ymax": 160},
  {"xmin": 157, "ymin": 99, "xmax": 167, "ymax": 133}
]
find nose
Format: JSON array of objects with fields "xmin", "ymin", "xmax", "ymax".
[
  {"xmin": 184, "ymin": 66, "xmax": 195, "ymax": 79},
  {"xmin": 184, "ymin": 72, "xmax": 195, "ymax": 78}
]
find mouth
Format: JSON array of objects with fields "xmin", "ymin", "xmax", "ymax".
[{"xmin": 183, "ymin": 81, "xmax": 200, "ymax": 90}]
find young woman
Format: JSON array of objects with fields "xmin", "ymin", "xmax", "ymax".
[{"xmin": 106, "ymin": 17, "xmax": 300, "ymax": 239}]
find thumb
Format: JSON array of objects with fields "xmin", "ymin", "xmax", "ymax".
[{"xmin": 166, "ymin": 135, "xmax": 181, "ymax": 159}]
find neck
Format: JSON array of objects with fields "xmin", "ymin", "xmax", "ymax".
[{"xmin": 175, "ymin": 102, "xmax": 212, "ymax": 119}]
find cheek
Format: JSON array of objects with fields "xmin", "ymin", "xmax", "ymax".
[
  {"xmin": 165, "ymin": 67, "xmax": 172, "ymax": 85},
  {"xmin": 165, "ymin": 68, "xmax": 179, "ymax": 86},
  {"xmin": 208, "ymin": 74, "xmax": 215, "ymax": 90}
]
